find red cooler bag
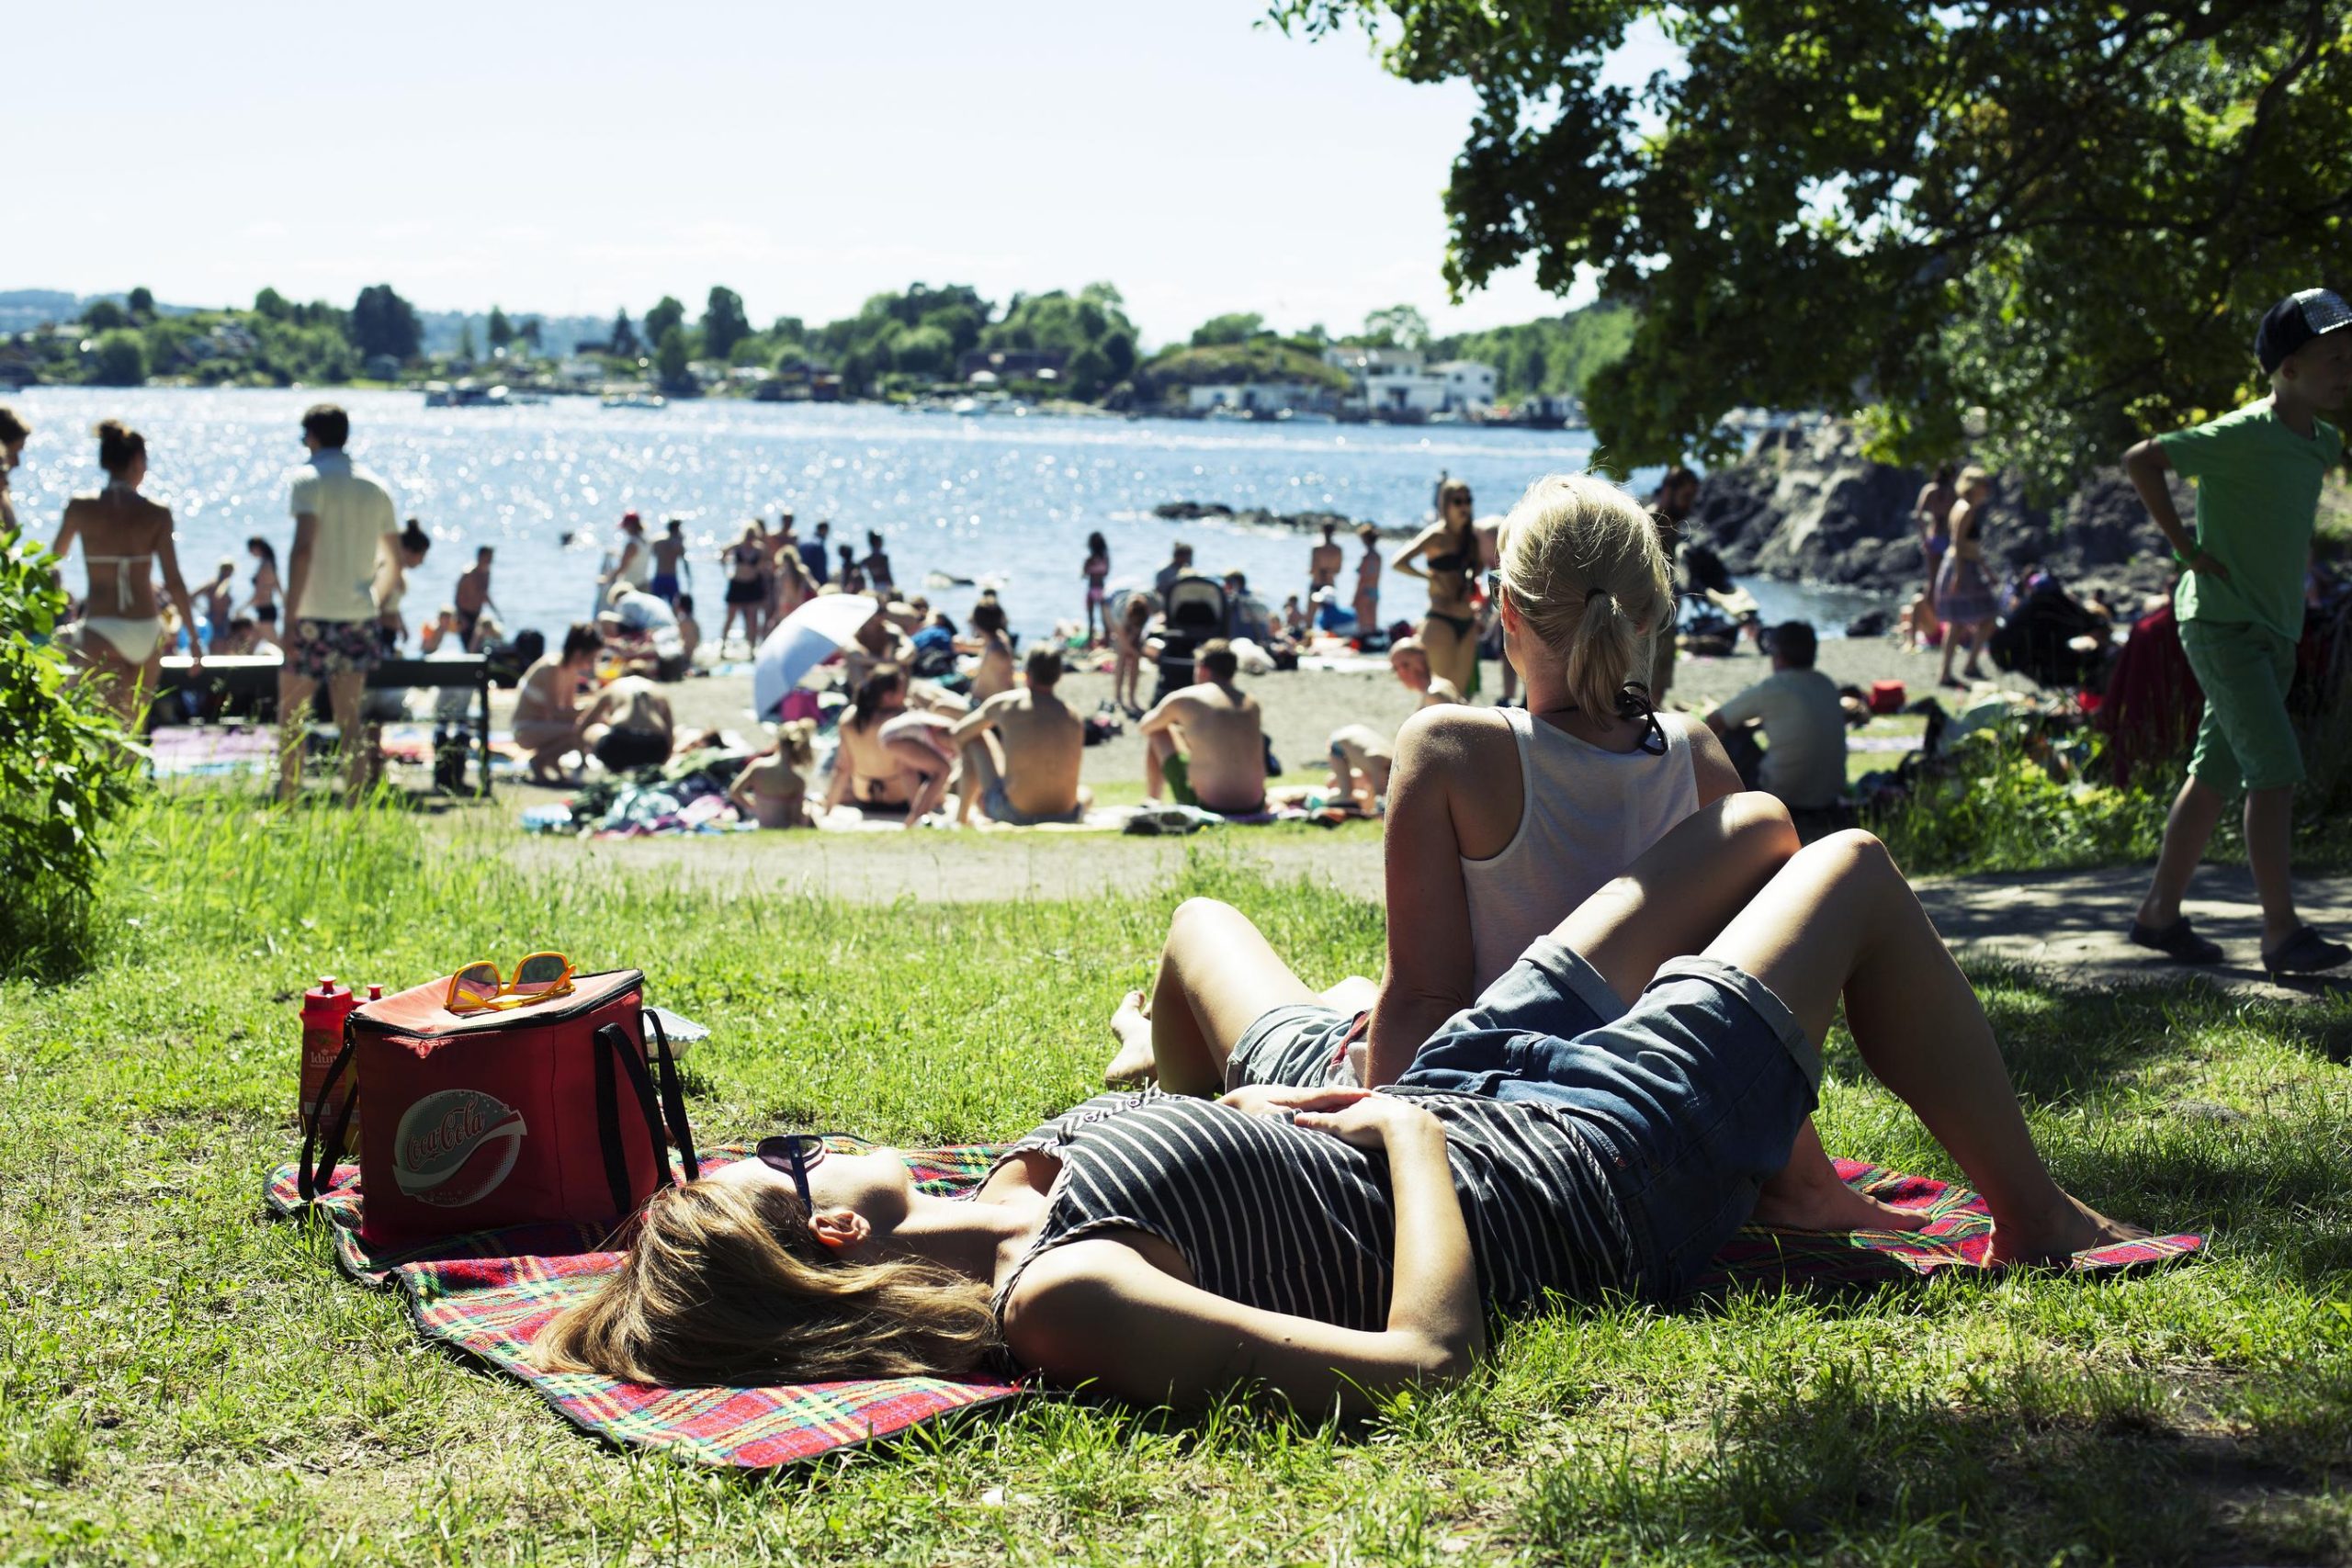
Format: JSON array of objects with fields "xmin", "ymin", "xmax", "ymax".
[{"xmin": 298, "ymin": 968, "xmax": 698, "ymax": 1247}]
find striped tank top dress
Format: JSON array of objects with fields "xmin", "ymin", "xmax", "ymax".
[{"xmin": 987, "ymin": 1090, "xmax": 1634, "ymax": 1332}]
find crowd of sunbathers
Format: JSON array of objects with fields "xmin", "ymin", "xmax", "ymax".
[{"xmin": 531, "ymin": 471, "xmax": 2164, "ymax": 1414}]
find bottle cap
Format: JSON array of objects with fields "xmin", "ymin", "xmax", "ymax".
[{"xmin": 367, "ymin": 984, "xmax": 383, "ymax": 1000}]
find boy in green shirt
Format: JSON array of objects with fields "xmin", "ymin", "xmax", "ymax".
[{"xmin": 2129, "ymin": 288, "xmax": 2352, "ymax": 979}]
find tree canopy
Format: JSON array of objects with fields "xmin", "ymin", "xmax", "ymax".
[
  {"xmin": 979, "ymin": 283, "xmax": 1139, "ymax": 398},
  {"xmin": 643, "ymin": 296, "xmax": 686, "ymax": 349},
  {"xmin": 703, "ymin": 287, "xmax": 751, "ymax": 361},
  {"xmin": 1279, "ymin": 0, "xmax": 2352, "ymax": 487},
  {"xmin": 486, "ymin": 306, "xmax": 514, "ymax": 349},
  {"xmin": 350, "ymin": 283, "xmax": 422, "ymax": 362}
]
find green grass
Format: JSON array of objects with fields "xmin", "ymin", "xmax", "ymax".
[{"xmin": 3, "ymin": 793, "xmax": 2350, "ymax": 1563}]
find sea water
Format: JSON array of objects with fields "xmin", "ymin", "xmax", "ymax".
[{"xmin": 6, "ymin": 388, "xmax": 1881, "ymax": 644}]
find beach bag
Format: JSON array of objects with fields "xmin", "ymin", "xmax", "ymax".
[
  {"xmin": 298, "ymin": 968, "xmax": 697, "ymax": 1247},
  {"xmin": 1869, "ymin": 680, "xmax": 1906, "ymax": 715}
]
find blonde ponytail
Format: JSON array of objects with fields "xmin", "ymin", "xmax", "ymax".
[{"xmin": 1498, "ymin": 475, "xmax": 1671, "ymax": 720}]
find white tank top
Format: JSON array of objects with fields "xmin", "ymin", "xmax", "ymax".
[{"xmin": 1462, "ymin": 707, "xmax": 1702, "ymax": 992}]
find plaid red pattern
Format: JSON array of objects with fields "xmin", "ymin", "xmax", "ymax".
[{"xmin": 266, "ymin": 1147, "xmax": 2202, "ymax": 1471}]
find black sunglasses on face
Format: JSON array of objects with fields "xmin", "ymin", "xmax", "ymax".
[{"xmin": 756, "ymin": 1132, "xmax": 855, "ymax": 1212}]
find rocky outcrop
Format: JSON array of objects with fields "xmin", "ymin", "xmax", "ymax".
[
  {"xmin": 1688, "ymin": 423, "xmax": 2185, "ymax": 605},
  {"xmin": 1152, "ymin": 502, "xmax": 1419, "ymax": 538}
]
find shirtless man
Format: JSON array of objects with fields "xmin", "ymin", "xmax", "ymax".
[
  {"xmin": 1139, "ymin": 638, "xmax": 1267, "ymax": 815},
  {"xmin": 454, "ymin": 547, "xmax": 495, "ymax": 649},
  {"xmin": 583, "ymin": 674, "xmax": 674, "ymax": 773},
  {"xmin": 1387, "ymin": 636, "xmax": 1464, "ymax": 706},
  {"xmin": 511, "ymin": 624, "xmax": 604, "ymax": 784},
  {"xmin": 1306, "ymin": 520, "xmax": 1343, "ymax": 604},
  {"xmin": 650, "ymin": 519, "xmax": 692, "ymax": 606},
  {"xmin": 951, "ymin": 645, "xmax": 1089, "ymax": 827},
  {"xmin": 51, "ymin": 419, "xmax": 202, "ymax": 728}
]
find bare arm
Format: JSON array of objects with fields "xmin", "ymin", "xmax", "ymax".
[
  {"xmin": 153, "ymin": 514, "xmax": 202, "ymax": 667},
  {"xmin": 726, "ymin": 760, "xmax": 761, "ymax": 814},
  {"xmin": 1685, "ymin": 719, "xmax": 1745, "ymax": 805},
  {"xmin": 284, "ymin": 514, "xmax": 319, "ymax": 625},
  {"xmin": 948, "ymin": 695, "xmax": 1003, "ymax": 748},
  {"xmin": 47, "ymin": 509, "xmax": 80, "ymax": 590},
  {"xmin": 2123, "ymin": 438, "xmax": 2225, "ymax": 581},
  {"xmin": 1363, "ymin": 709, "xmax": 1484, "ymax": 1086},
  {"xmin": 1387, "ymin": 523, "xmax": 1442, "ymax": 583},
  {"xmin": 1002, "ymin": 1095, "xmax": 1482, "ymax": 1415}
]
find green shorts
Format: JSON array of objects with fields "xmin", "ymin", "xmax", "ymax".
[{"xmin": 2179, "ymin": 617, "xmax": 2302, "ymax": 794}]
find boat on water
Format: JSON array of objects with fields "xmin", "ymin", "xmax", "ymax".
[
  {"xmin": 423, "ymin": 379, "xmax": 515, "ymax": 409},
  {"xmin": 601, "ymin": 392, "xmax": 667, "ymax": 411}
]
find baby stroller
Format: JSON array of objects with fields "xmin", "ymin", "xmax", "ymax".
[{"xmin": 1154, "ymin": 573, "xmax": 1228, "ymax": 705}]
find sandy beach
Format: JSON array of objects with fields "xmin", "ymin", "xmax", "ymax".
[{"xmin": 486, "ymin": 633, "xmax": 1951, "ymax": 802}]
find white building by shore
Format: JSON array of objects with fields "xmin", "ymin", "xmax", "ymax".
[{"xmin": 1322, "ymin": 346, "xmax": 1498, "ymax": 420}]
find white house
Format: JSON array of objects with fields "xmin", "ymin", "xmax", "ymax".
[
  {"xmin": 1327, "ymin": 346, "xmax": 1498, "ymax": 419},
  {"xmin": 1187, "ymin": 382, "xmax": 1324, "ymax": 416},
  {"xmin": 1433, "ymin": 360, "xmax": 1498, "ymax": 409}
]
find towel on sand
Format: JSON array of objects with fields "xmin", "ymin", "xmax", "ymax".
[{"xmin": 266, "ymin": 1145, "xmax": 2200, "ymax": 1472}]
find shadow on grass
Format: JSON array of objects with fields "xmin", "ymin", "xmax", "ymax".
[{"xmin": 1517, "ymin": 1353, "xmax": 2324, "ymax": 1567}]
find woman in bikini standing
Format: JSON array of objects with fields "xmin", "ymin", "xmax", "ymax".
[
  {"xmin": 1392, "ymin": 479, "xmax": 1481, "ymax": 695},
  {"xmin": 1351, "ymin": 524, "xmax": 1383, "ymax": 643},
  {"xmin": 719, "ymin": 523, "xmax": 769, "ymax": 651},
  {"xmin": 50, "ymin": 420, "xmax": 201, "ymax": 727}
]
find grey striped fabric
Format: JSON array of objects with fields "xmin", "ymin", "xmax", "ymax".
[{"xmin": 989, "ymin": 1089, "xmax": 1632, "ymax": 1332}]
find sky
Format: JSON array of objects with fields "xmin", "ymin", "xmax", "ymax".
[{"xmin": 4, "ymin": 2, "xmax": 1671, "ymax": 347}]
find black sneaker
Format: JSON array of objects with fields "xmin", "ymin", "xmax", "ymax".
[
  {"xmin": 2261, "ymin": 925, "xmax": 2352, "ymax": 982},
  {"xmin": 2127, "ymin": 917, "xmax": 2223, "ymax": 965}
]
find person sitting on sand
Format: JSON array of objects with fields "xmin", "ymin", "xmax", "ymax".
[
  {"xmin": 421, "ymin": 606, "xmax": 461, "ymax": 655},
  {"xmin": 828, "ymin": 663, "xmax": 958, "ymax": 829},
  {"xmin": 673, "ymin": 593, "xmax": 702, "ymax": 667},
  {"xmin": 537, "ymin": 809, "xmax": 2157, "ymax": 1410},
  {"xmin": 727, "ymin": 719, "xmax": 818, "ymax": 829},
  {"xmin": 951, "ymin": 645, "xmax": 1090, "ymax": 827},
  {"xmin": 1321, "ymin": 724, "xmax": 1393, "ymax": 815},
  {"xmin": 1386, "ymin": 636, "xmax": 1463, "ymax": 707},
  {"xmin": 961, "ymin": 595, "xmax": 1017, "ymax": 701},
  {"xmin": 512, "ymin": 624, "xmax": 605, "ymax": 784},
  {"xmin": 584, "ymin": 674, "xmax": 674, "ymax": 773},
  {"xmin": 1139, "ymin": 638, "xmax": 1266, "ymax": 816},
  {"xmin": 1706, "ymin": 621, "xmax": 1848, "ymax": 815}
]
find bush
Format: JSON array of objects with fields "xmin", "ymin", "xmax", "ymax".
[
  {"xmin": 87, "ymin": 329, "xmax": 149, "ymax": 387},
  {"xmin": 1874, "ymin": 728, "xmax": 2174, "ymax": 875},
  {"xmin": 0, "ymin": 538, "xmax": 139, "ymax": 974}
]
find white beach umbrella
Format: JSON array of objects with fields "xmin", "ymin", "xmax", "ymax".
[{"xmin": 752, "ymin": 595, "xmax": 878, "ymax": 720}]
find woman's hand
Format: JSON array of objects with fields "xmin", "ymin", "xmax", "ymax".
[
  {"xmin": 1216, "ymin": 1084, "xmax": 1371, "ymax": 1120},
  {"xmin": 1294, "ymin": 1093, "xmax": 1442, "ymax": 1152}
]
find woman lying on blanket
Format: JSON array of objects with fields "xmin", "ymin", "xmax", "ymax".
[
  {"xmin": 1104, "ymin": 472, "xmax": 1905, "ymax": 1235},
  {"xmin": 537, "ymin": 805, "xmax": 2154, "ymax": 1414}
]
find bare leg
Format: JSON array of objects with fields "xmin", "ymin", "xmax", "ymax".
[
  {"xmin": 1144, "ymin": 730, "xmax": 1175, "ymax": 800},
  {"xmin": 1105, "ymin": 898, "xmax": 1318, "ymax": 1093},
  {"xmin": 2135, "ymin": 776, "xmax": 2224, "ymax": 929},
  {"xmin": 1705, "ymin": 832, "xmax": 2148, "ymax": 1262},
  {"xmin": 886, "ymin": 738, "xmax": 953, "ymax": 829},
  {"xmin": 1544, "ymin": 795, "xmax": 1922, "ymax": 1232},
  {"xmin": 2243, "ymin": 785, "xmax": 2302, "ymax": 948}
]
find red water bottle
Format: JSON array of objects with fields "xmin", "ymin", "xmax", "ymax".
[{"xmin": 299, "ymin": 976, "xmax": 359, "ymax": 1137}]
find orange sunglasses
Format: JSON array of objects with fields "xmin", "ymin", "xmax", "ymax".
[{"xmin": 446, "ymin": 952, "xmax": 576, "ymax": 1014}]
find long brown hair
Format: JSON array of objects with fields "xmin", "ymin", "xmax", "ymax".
[
  {"xmin": 531, "ymin": 1178, "xmax": 999, "ymax": 1385},
  {"xmin": 850, "ymin": 663, "xmax": 906, "ymax": 730}
]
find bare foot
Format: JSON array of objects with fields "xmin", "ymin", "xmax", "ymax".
[
  {"xmin": 1984, "ymin": 1192, "xmax": 2151, "ymax": 1267},
  {"xmin": 1751, "ymin": 1165, "xmax": 1931, "ymax": 1233},
  {"xmin": 1103, "ymin": 989, "xmax": 1157, "ymax": 1086}
]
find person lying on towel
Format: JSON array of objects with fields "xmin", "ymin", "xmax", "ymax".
[{"xmin": 536, "ymin": 814, "xmax": 2155, "ymax": 1414}]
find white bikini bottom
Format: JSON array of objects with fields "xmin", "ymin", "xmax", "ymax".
[{"xmin": 80, "ymin": 616, "xmax": 163, "ymax": 662}]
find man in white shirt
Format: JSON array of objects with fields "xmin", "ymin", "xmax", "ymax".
[
  {"xmin": 1705, "ymin": 621, "xmax": 1848, "ymax": 811},
  {"xmin": 277, "ymin": 403, "xmax": 401, "ymax": 799}
]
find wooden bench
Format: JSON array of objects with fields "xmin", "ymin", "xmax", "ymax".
[{"xmin": 150, "ymin": 654, "xmax": 495, "ymax": 795}]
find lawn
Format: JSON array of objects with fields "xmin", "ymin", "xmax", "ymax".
[{"xmin": 2, "ymin": 793, "xmax": 2348, "ymax": 1564}]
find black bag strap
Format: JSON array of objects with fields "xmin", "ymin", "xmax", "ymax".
[
  {"xmin": 298, "ymin": 1021, "xmax": 360, "ymax": 1204},
  {"xmin": 593, "ymin": 1021, "xmax": 674, "ymax": 1217},
  {"xmin": 642, "ymin": 1010, "xmax": 699, "ymax": 1181}
]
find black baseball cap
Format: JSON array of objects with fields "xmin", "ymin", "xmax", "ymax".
[{"xmin": 2256, "ymin": 288, "xmax": 2352, "ymax": 374}]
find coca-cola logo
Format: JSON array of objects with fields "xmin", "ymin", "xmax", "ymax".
[{"xmin": 393, "ymin": 1089, "xmax": 526, "ymax": 1208}]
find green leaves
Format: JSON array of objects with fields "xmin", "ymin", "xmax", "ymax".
[{"xmin": 1276, "ymin": 0, "xmax": 2352, "ymax": 487}]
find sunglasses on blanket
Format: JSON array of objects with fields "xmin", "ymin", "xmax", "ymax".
[
  {"xmin": 756, "ymin": 1133, "xmax": 858, "ymax": 1213},
  {"xmin": 445, "ymin": 951, "xmax": 576, "ymax": 1013}
]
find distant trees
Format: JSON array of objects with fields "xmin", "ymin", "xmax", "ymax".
[
  {"xmin": 610, "ymin": 309, "xmax": 639, "ymax": 358},
  {"xmin": 1360, "ymin": 305, "xmax": 1431, "ymax": 352},
  {"xmin": 703, "ymin": 287, "xmax": 751, "ymax": 361},
  {"xmin": 350, "ymin": 284, "xmax": 423, "ymax": 362},
  {"xmin": 519, "ymin": 316, "xmax": 542, "ymax": 351},
  {"xmin": 1190, "ymin": 312, "xmax": 1267, "ymax": 348},
  {"xmin": 81, "ymin": 299, "xmax": 128, "ymax": 332},
  {"xmin": 89, "ymin": 331, "xmax": 148, "ymax": 387},
  {"xmin": 487, "ymin": 306, "xmax": 514, "ymax": 350},
  {"xmin": 254, "ymin": 288, "xmax": 291, "ymax": 321},
  {"xmin": 978, "ymin": 283, "xmax": 1138, "ymax": 399},
  {"xmin": 1427, "ymin": 304, "xmax": 1635, "ymax": 401},
  {"xmin": 644, "ymin": 296, "xmax": 686, "ymax": 349},
  {"xmin": 126, "ymin": 287, "xmax": 155, "ymax": 320},
  {"xmin": 654, "ymin": 327, "xmax": 691, "ymax": 389}
]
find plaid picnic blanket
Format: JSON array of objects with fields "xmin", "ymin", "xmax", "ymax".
[{"xmin": 265, "ymin": 1147, "xmax": 2202, "ymax": 1472}]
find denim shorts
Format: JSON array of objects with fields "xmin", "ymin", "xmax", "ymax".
[
  {"xmin": 1397, "ymin": 939, "xmax": 1822, "ymax": 1302},
  {"xmin": 1227, "ymin": 940, "xmax": 1634, "ymax": 1094}
]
